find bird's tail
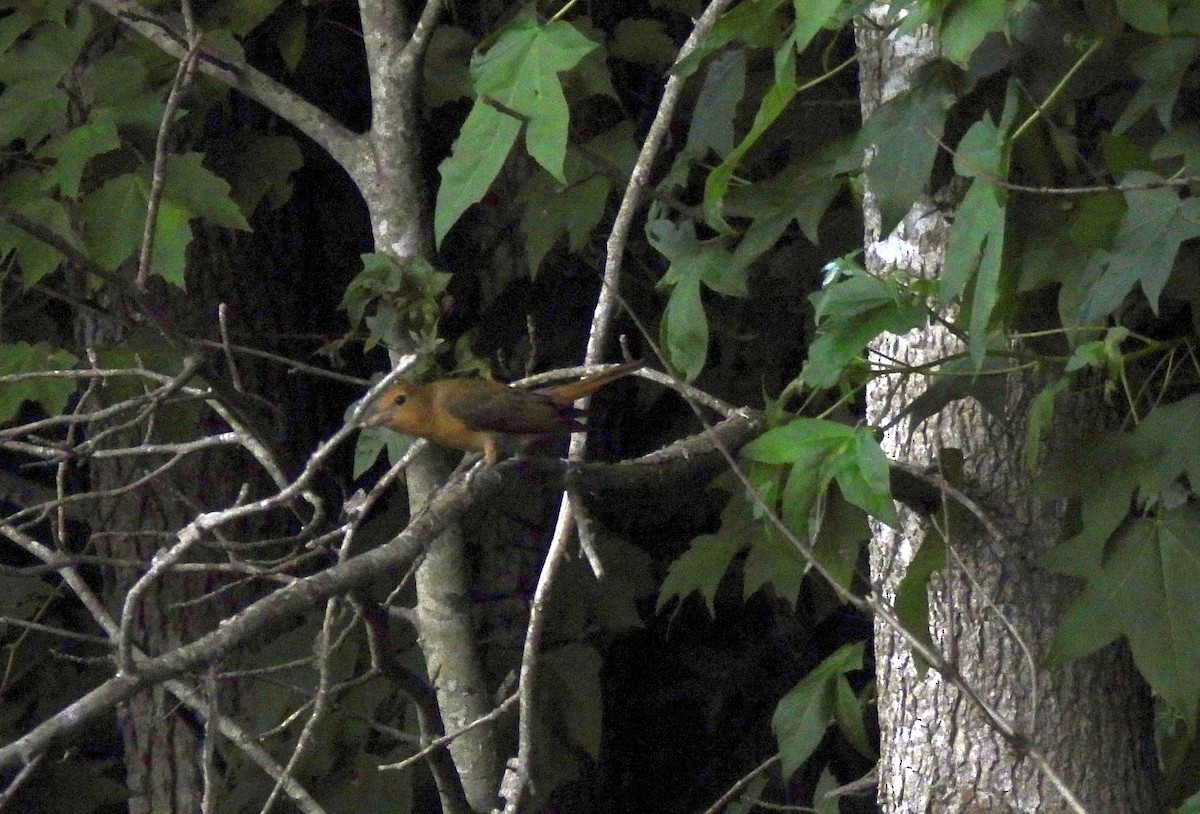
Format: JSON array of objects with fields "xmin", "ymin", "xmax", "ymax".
[{"xmin": 545, "ymin": 360, "xmax": 645, "ymax": 403}]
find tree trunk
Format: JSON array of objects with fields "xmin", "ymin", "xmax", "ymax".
[{"xmin": 856, "ymin": 12, "xmax": 1161, "ymax": 813}]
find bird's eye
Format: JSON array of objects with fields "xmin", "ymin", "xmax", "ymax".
[{"xmin": 392, "ymin": 393, "xmax": 408, "ymax": 407}]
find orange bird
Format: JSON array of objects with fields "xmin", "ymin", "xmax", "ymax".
[{"xmin": 361, "ymin": 361, "xmax": 644, "ymax": 465}]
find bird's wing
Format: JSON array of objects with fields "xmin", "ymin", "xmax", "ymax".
[{"xmin": 442, "ymin": 387, "xmax": 585, "ymax": 435}]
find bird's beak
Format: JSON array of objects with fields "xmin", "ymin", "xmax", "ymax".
[{"xmin": 357, "ymin": 395, "xmax": 386, "ymax": 427}]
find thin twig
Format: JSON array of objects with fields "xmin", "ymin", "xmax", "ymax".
[
  {"xmin": 504, "ymin": 0, "xmax": 739, "ymax": 809},
  {"xmin": 379, "ymin": 692, "xmax": 518, "ymax": 773},
  {"xmin": 136, "ymin": 26, "xmax": 203, "ymax": 290},
  {"xmin": 699, "ymin": 753, "xmax": 781, "ymax": 814}
]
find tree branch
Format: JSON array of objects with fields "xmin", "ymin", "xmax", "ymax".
[
  {"xmin": 87, "ymin": 0, "xmax": 364, "ymax": 173},
  {"xmin": 0, "ymin": 414, "xmax": 761, "ymax": 771}
]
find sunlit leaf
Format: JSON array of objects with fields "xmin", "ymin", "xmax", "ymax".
[{"xmin": 434, "ymin": 100, "xmax": 521, "ymax": 244}]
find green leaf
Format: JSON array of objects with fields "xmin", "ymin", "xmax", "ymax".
[
  {"xmin": 0, "ymin": 10, "xmax": 84, "ymax": 152},
  {"xmin": 725, "ymin": 166, "xmax": 841, "ymax": 270},
  {"xmin": 75, "ymin": 155, "xmax": 249, "ymax": 286},
  {"xmin": 942, "ymin": 83, "xmax": 1019, "ymax": 365},
  {"xmin": 772, "ymin": 643, "xmax": 864, "ymax": 779},
  {"xmin": 1177, "ymin": 788, "xmax": 1200, "ymax": 814},
  {"xmin": 648, "ymin": 220, "xmax": 744, "ymax": 295},
  {"xmin": 1151, "ymin": 123, "xmax": 1200, "ymax": 177},
  {"xmin": 147, "ymin": 197, "xmax": 193, "ymax": 288},
  {"xmin": 160, "ymin": 153, "xmax": 251, "ymax": 231},
  {"xmin": 1040, "ymin": 434, "xmax": 1140, "ymax": 576},
  {"xmin": 814, "ymin": 768, "xmax": 840, "ymax": 814},
  {"xmin": 205, "ymin": 0, "xmax": 286, "ymax": 36},
  {"xmin": 836, "ymin": 430, "xmax": 899, "ymax": 527},
  {"xmin": 341, "ymin": 254, "xmax": 450, "ymax": 350},
  {"xmin": 272, "ymin": 5, "xmax": 308, "ymax": 71},
  {"xmin": 894, "ymin": 527, "xmax": 944, "ymax": 656},
  {"xmin": 703, "ymin": 51, "xmax": 798, "ymax": 232},
  {"xmin": 567, "ymin": 17, "xmax": 617, "ymax": 101},
  {"xmin": 805, "ymin": 258, "xmax": 930, "ymax": 386},
  {"xmin": 89, "ymin": 52, "xmax": 163, "ymax": 129},
  {"xmin": 34, "ymin": 109, "xmax": 120, "ymax": 199},
  {"xmin": 1047, "ymin": 508, "xmax": 1200, "ymax": 723},
  {"xmin": 424, "ymin": 26, "xmax": 475, "ymax": 107},
  {"xmin": 685, "ymin": 48, "xmax": 746, "ymax": 159},
  {"xmin": 1114, "ymin": 38, "xmax": 1200, "ymax": 133},
  {"xmin": 834, "ymin": 675, "xmax": 874, "ymax": 758},
  {"xmin": 0, "ymin": 342, "xmax": 78, "ymax": 422},
  {"xmin": 811, "ymin": 270, "xmax": 895, "ymax": 323},
  {"xmin": 1064, "ymin": 340, "xmax": 1106, "ymax": 373},
  {"xmin": 0, "ymin": 176, "xmax": 83, "ymax": 286},
  {"xmin": 802, "ymin": 302, "xmax": 927, "ymax": 388},
  {"xmin": 0, "ymin": 78, "xmax": 66, "ymax": 146},
  {"xmin": 80, "ymin": 172, "xmax": 147, "ymax": 270},
  {"xmin": 0, "ymin": 4, "xmax": 88, "ymax": 85},
  {"xmin": 522, "ymin": 172, "xmax": 609, "ymax": 275},
  {"xmin": 743, "ymin": 524, "xmax": 805, "ymax": 606},
  {"xmin": 1023, "ymin": 378, "xmax": 1067, "ymax": 471},
  {"xmin": 780, "ymin": 447, "xmax": 829, "ymax": 536},
  {"xmin": 1116, "ymin": 0, "xmax": 1170, "ymax": 34},
  {"xmin": 610, "ymin": 18, "xmax": 678, "ymax": 66},
  {"xmin": 810, "ymin": 490, "xmax": 871, "ymax": 592},
  {"xmin": 946, "ymin": 174, "xmax": 1006, "ymax": 367},
  {"xmin": 0, "ymin": 5, "xmax": 40, "ymax": 55},
  {"xmin": 898, "ymin": 356, "xmax": 1013, "ymax": 432},
  {"xmin": 789, "ymin": 0, "xmax": 843, "ymax": 57},
  {"xmin": 472, "ymin": 9, "xmax": 596, "ymax": 182},
  {"xmin": 660, "ymin": 277, "xmax": 709, "ymax": 381},
  {"xmin": 657, "ymin": 527, "xmax": 743, "ymax": 617},
  {"xmin": 860, "ymin": 79, "xmax": 954, "ymax": 235},
  {"xmin": 434, "ymin": 100, "xmax": 521, "ymax": 245},
  {"xmin": 1045, "ymin": 557, "xmax": 1124, "ymax": 664},
  {"xmin": 673, "ymin": 0, "xmax": 789, "ymax": 79},
  {"xmin": 939, "ymin": 0, "xmax": 1007, "ymax": 68},
  {"xmin": 743, "ymin": 419, "xmax": 898, "ymax": 528},
  {"xmin": 543, "ymin": 643, "xmax": 604, "ymax": 759},
  {"xmin": 647, "ymin": 218, "xmax": 745, "ymax": 380},
  {"xmin": 1101, "ymin": 132, "xmax": 1153, "ymax": 178},
  {"xmin": 1130, "ymin": 395, "xmax": 1200, "ymax": 500},
  {"xmin": 519, "ymin": 124, "xmax": 632, "ymax": 274},
  {"xmin": 1065, "ymin": 173, "xmax": 1200, "ymax": 325},
  {"xmin": 1069, "ymin": 193, "xmax": 1126, "ymax": 250},
  {"xmin": 743, "ymin": 418, "xmax": 856, "ymax": 464},
  {"xmin": 209, "ymin": 133, "xmax": 305, "ymax": 214}
]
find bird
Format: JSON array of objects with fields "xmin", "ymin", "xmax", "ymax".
[{"xmin": 360, "ymin": 360, "xmax": 645, "ymax": 465}]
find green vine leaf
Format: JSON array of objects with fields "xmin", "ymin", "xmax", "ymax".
[
  {"xmin": 1047, "ymin": 507, "xmax": 1200, "ymax": 725},
  {"xmin": 657, "ymin": 517, "xmax": 745, "ymax": 618},
  {"xmin": 35, "ymin": 109, "xmax": 120, "ymax": 199},
  {"xmin": 472, "ymin": 8, "xmax": 597, "ymax": 182},
  {"xmin": 773, "ymin": 642, "xmax": 864, "ymax": 780},
  {"xmin": 742, "ymin": 418, "xmax": 899, "ymax": 531},
  {"xmin": 803, "ymin": 270, "xmax": 927, "ymax": 388},
  {"xmin": 647, "ymin": 219, "xmax": 741, "ymax": 379},
  {"xmin": 1063, "ymin": 172, "xmax": 1200, "ymax": 327},
  {"xmin": 0, "ymin": 342, "xmax": 78, "ymax": 422},
  {"xmin": 860, "ymin": 79, "xmax": 955, "ymax": 235},
  {"xmin": 939, "ymin": 0, "xmax": 1008, "ymax": 68},
  {"xmin": 435, "ymin": 101, "xmax": 521, "ymax": 245}
]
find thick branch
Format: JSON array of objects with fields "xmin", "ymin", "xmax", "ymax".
[{"xmin": 0, "ymin": 415, "xmax": 760, "ymax": 770}]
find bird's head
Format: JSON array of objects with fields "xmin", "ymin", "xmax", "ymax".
[{"xmin": 360, "ymin": 381, "xmax": 425, "ymax": 431}]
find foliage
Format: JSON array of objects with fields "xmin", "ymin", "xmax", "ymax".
[{"xmin": 2, "ymin": 0, "xmax": 1200, "ymax": 809}]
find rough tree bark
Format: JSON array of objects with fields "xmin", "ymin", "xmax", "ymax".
[{"xmin": 856, "ymin": 10, "xmax": 1161, "ymax": 814}]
